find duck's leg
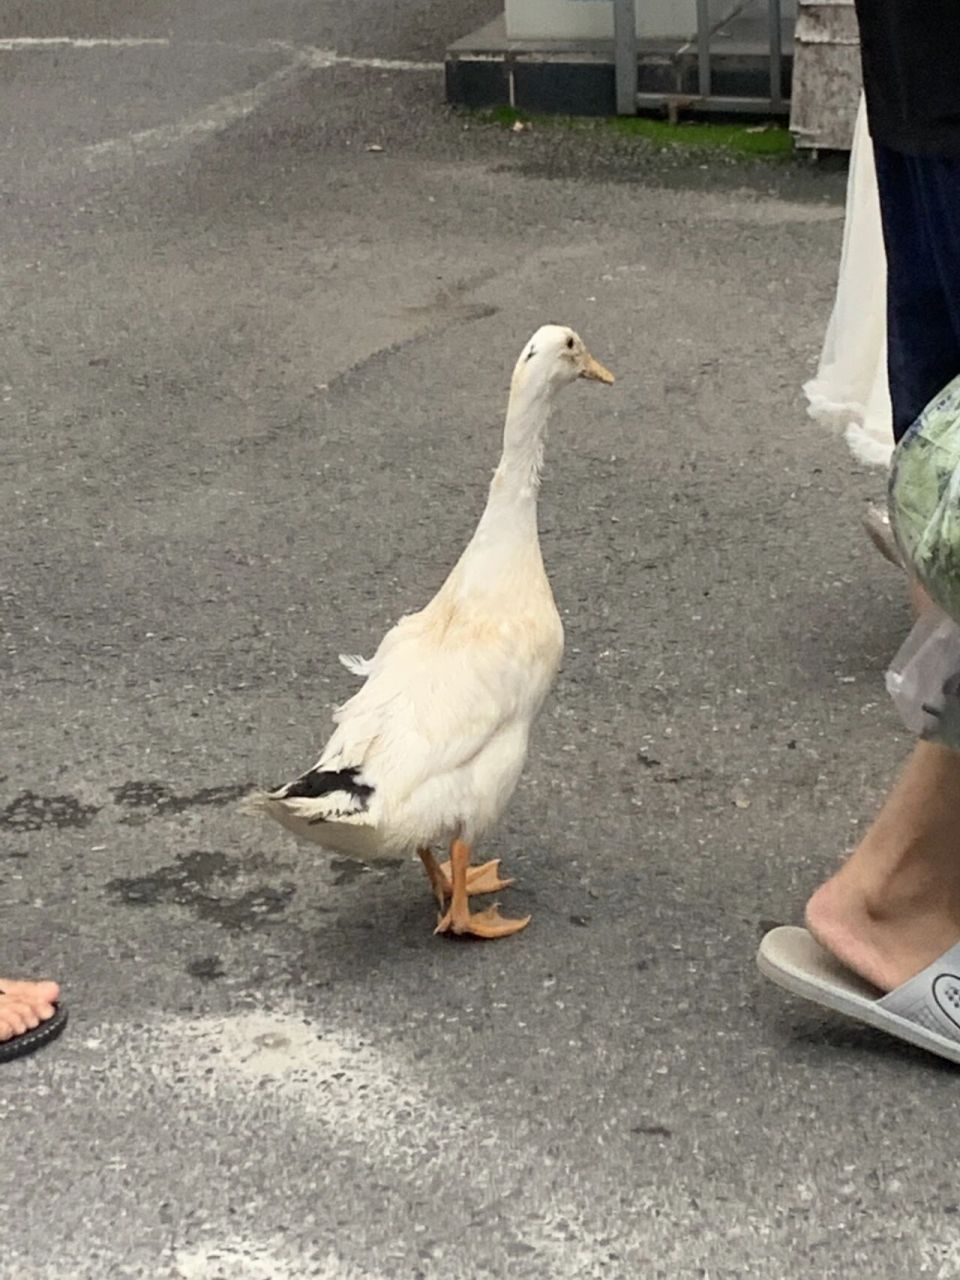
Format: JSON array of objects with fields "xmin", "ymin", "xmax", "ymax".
[
  {"xmin": 419, "ymin": 849, "xmax": 515, "ymax": 906},
  {"xmin": 418, "ymin": 848, "xmax": 449, "ymax": 910},
  {"xmin": 434, "ymin": 839, "xmax": 530, "ymax": 939}
]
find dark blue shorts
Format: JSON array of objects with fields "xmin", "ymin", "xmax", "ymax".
[{"xmin": 874, "ymin": 144, "xmax": 960, "ymax": 441}]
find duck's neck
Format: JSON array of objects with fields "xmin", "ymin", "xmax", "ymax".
[
  {"xmin": 476, "ymin": 377, "xmax": 554, "ymax": 539},
  {"xmin": 446, "ymin": 372, "xmax": 556, "ymax": 601}
]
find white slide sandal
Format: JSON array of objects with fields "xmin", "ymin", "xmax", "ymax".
[{"xmin": 758, "ymin": 925, "xmax": 960, "ymax": 1066}]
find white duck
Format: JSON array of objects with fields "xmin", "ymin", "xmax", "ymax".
[{"xmin": 246, "ymin": 325, "xmax": 614, "ymax": 939}]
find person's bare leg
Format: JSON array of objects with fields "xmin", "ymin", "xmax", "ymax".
[
  {"xmin": 911, "ymin": 577, "xmax": 933, "ymax": 617},
  {"xmin": 0, "ymin": 979, "xmax": 60, "ymax": 1043},
  {"xmin": 806, "ymin": 741, "xmax": 960, "ymax": 992},
  {"xmin": 863, "ymin": 505, "xmax": 903, "ymax": 568}
]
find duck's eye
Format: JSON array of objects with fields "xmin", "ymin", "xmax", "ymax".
[{"xmin": 566, "ymin": 337, "xmax": 575, "ymax": 350}]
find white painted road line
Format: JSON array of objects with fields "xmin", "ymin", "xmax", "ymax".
[
  {"xmin": 0, "ymin": 36, "xmax": 442, "ymax": 72},
  {"xmin": 76, "ymin": 44, "xmax": 441, "ymax": 167},
  {"xmin": 82, "ymin": 57, "xmax": 309, "ymax": 163},
  {"xmin": 0, "ymin": 36, "xmax": 170, "ymax": 49},
  {"xmin": 306, "ymin": 49, "xmax": 444, "ymax": 73}
]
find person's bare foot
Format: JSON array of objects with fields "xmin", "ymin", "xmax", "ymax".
[
  {"xmin": 805, "ymin": 875, "xmax": 960, "ymax": 993},
  {"xmin": 805, "ymin": 742, "xmax": 960, "ymax": 993},
  {"xmin": 0, "ymin": 979, "xmax": 60, "ymax": 1043}
]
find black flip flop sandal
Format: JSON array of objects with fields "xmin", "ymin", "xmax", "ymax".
[{"xmin": 0, "ymin": 1003, "xmax": 68, "ymax": 1063}]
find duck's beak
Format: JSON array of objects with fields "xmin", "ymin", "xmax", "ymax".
[{"xmin": 580, "ymin": 352, "xmax": 615, "ymax": 385}]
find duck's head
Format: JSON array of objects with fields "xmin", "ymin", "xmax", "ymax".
[{"xmin": 513, "ymin": 324, "xmax": 615, "ymax": 393}]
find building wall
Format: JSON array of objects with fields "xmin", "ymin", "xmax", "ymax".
[{"xmin": 505, "ymin": 0, "xmax": 797, "ymax": 42}]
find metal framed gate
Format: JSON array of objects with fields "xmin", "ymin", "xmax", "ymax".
[{"xmin": 613, "ymin": 0, "xmax": 790, "ymax": 117}]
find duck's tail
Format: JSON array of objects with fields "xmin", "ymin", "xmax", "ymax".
[
  {"xmin": 241, "ymin": 771, "xmax": 385, "ymax": 859},
  {"xmin": 242, "ymin": 765, "xmax": 374, "ymax": 826},
  {"xmin": 240, "ymin": 789, "xmax": 280, "ymax": 818}
]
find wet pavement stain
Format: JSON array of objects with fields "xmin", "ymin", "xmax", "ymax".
[
  {"xmin": 112, "ymin": 781, "xmax": 171, "ymax": 809},
  {"xmin": 186, "ymin": 955, "xmax": 227, "ymax": 980},
  {"xmin": 105, "ymin": 848, "xmax": 295, "ymax": 931},
  {"xmin": 107, "ymin": 848, "xmax": 233, "ymax": 900},
  {"xmin": 111, "ymin": 780, "xmax": 251, "ymax": 825},
  {"xmin": 329, "ymin": 856, "xmax": 370, "ymax": 886},
  {"xmin": 0, "ymin": 790, "xmax": 100, "ymax": 831}
]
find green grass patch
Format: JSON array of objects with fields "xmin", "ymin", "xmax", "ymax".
[{"xmin": 479, "ymin": 105, "xmax": 794, "ymax": 158}]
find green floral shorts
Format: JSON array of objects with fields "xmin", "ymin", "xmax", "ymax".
[{"xmin": 889, "ymin": 371, "xmax": 960, "ymax": 748}]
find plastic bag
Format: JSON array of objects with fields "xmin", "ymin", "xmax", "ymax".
[
  {"xmin": 888, "ymin": 370, "xmax": 960, "ymax": 620},
  {"xmin": 886, "ymin": 604, "xmax": 960, "ymax": 748},
  {"xmin": 879, "ymin": 371, "xmax": 960, "ymax": 746}
]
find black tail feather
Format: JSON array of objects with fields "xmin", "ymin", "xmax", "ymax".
[{"xmin": 277, "ymin": 766, "xmax": 373, "ymax": 805}]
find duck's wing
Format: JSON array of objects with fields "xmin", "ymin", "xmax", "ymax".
[
  {"xmin": 248, "ymin": 614, "xmax": 432, "ymax": 828},
  {"xmin": 253, "ymin": 597, "xmax": 559, "ymax": 830},
  {"xmin": 252, "ymin": 649, "xmax": 518, "ymax": 830},
  {"xmin": 316, "ymin": 610, "xmax": 550, "ymax": 807}
]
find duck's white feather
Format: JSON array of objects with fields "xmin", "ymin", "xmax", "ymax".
[{"xmin": 338, "ymin": 652, "xmax": 373, "ymax": 678}]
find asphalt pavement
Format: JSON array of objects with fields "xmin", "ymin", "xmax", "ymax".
[{"xmin": 2, "ymin": 4, "xmax": 954, "ymax": 1278}]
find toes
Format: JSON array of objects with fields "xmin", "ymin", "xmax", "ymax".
[
  {"xmin": 0, "ymin": 996, "xmax": 45, "ymax": 1036},
  {"xmin": 0, "ymin": 1008, "xmax": 27, "ymax": 1038},
  {"xmin": 1, "ymin": 978, "xmax": 60, "ymax": 1006}
]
